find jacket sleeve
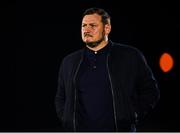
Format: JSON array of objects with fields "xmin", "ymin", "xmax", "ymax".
[
  {"xmin": 135, "ymin": 51, "xmax": 160, "ymax": 123},
  {"xmin": 55, "ymin": 59, "xmax": 66, "ymax": 122}
]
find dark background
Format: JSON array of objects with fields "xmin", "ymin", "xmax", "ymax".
[{"xmin": 4, "ymin": 0, "xmax": 180, "ymax": 131}]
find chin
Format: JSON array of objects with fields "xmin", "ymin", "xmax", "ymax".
[{"xmin": 83, "ymin": 39, "xmax": 92, "ymax": 43}]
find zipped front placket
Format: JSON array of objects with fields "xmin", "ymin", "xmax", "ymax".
[
  {"xmin": 72, "ymin": 56, "xmax": 83, "ymax": 132},
  {"xmin": 106, "ymin": 53, "xmax": 118, "ymax": 131}
]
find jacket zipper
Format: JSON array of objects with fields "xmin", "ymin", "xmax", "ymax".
[
  {"xmin": 73, "ymin": 56, "xmax": 83, "ymax": 132},
  {"xmin": 107, "ymin": 53, "xmax": 118, "ymax": 131}
]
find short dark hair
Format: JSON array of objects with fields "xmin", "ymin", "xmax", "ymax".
[{"xmin": 82, "ymin": 7, "xmax": 111, "ymax": 25}]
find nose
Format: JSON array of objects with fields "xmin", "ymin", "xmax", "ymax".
[{"xmin": 83, "ymin": 25, "xmax": 92, "ymax": 33}]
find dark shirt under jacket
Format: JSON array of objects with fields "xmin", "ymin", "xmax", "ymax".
[{"xmin": 76, "ymin": 44, "xmax": 116, "ymax": 131}]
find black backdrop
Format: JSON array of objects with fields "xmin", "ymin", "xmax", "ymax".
[{"xmin": 13, "ymin": 0, "xmax": 180, "ymax": 131}]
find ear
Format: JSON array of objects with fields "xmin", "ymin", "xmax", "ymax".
[{"xmin": 105, "ymin": 24, "xmax": 111, "ymax": 35}]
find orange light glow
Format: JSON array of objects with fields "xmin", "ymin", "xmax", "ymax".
[{"xmin": 160, "ymin": 52, "xmax": 174, "ymax": 72}]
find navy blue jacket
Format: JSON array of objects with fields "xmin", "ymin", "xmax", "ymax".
[{"xmin": 55, "ymin": 41, "xmax": 160, "ymax": 131}]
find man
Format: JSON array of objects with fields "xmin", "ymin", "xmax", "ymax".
[{"xmin": 55, "ymin": 7, "xmax": 160, "ymax": 132}]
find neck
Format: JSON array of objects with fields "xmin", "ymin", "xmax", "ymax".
[{"xmin": 86, "ymin": 39, "xmax": 109, "ymax": 52}]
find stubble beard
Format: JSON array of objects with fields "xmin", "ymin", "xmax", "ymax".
[{"xmin": 85, "ymin": 31, "xmax": 105, "ymax": 48}]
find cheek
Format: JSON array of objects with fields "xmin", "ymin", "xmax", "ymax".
[
  {"xmin": 93, "ymin": 28, "xmax": 99, "ymax": 33},
  {"xmin": 81, "ymin": 30, "xmax": 85, "ymax": 38},
  {"xmin": 81, "ymin": 29, "xmax": 84, "ymax": 33},
  {"xmin": 95, "ymin": 30, "xmax": 104, "ymax": 37},
  {"xmin": 92, "ymin": 29, "xmax": 101, "ymax": 36}
]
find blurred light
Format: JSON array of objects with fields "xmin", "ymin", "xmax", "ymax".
[{"xmin": 159, "ymin": 52, "xmax": 174, "ymax": 73}]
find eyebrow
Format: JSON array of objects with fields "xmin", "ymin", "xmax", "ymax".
[{"xmin": 82, "ymin": 23, "xmax": 97, "ymax": 25}]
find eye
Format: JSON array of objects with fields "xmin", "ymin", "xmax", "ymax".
[
  {"xmin": 82, "ymin": 24, "xmax": 86, "ymax": 28},
  {"xmin": 90, "ymin": 24, "xmax": 97, "ymax": 28}
]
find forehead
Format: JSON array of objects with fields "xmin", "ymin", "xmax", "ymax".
[{"xmin": 82, "ymin": 14, "xmax": 102, "ymax": 24}]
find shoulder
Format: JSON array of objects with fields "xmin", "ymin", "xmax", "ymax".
[
  {"xmin": 61, "ymin": 49, "xmax": 83, "ymax": 65},
  {"xmin": 110, "ymin": 41, "xmax": 149, "ymax": 68},
  {"xmin": 110, "ymin": 41, "xmax": 144, "ymax": 58}
]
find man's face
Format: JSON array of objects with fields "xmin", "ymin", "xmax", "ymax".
[{"xmin": 81, "ymin": 14, "xmax": 106, "ymax": 47}]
